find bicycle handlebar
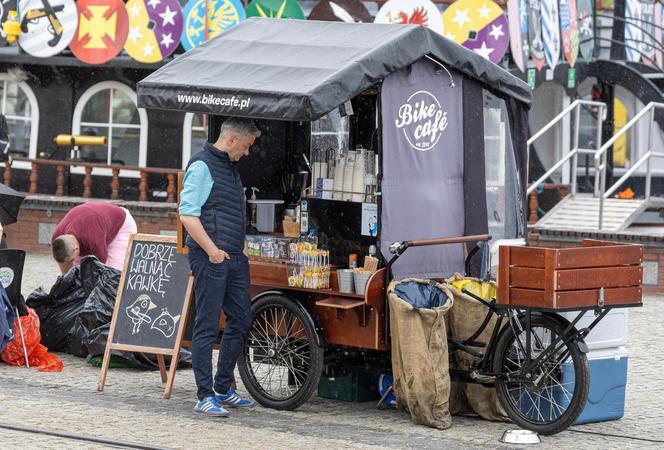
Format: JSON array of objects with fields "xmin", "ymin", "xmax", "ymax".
[{"xmin": 389, "ymin": 234, "xmax": 491, "ymax": 255}]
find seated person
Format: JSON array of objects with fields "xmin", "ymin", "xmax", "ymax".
[{"xmin": 51, "ymin": 202, "xmax": 137, "ymax": 274}]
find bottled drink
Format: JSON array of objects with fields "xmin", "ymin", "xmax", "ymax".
[{"xmin": 307, "ymin": 227, "xmax": 318, "ymax": 248}]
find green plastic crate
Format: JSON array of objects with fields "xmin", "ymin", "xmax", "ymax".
[{"xmin": 317, "ymin": 368, "xmax": 380, "ymax": 402}]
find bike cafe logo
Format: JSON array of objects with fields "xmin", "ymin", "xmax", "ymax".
[{"xmin": 395, "ymin": 90, "xmax": 448, "ymax": 152}]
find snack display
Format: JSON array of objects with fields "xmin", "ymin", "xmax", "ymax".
[{"xmin": 287, "ymin": 241, "xmax": 331, "ymax": 289}]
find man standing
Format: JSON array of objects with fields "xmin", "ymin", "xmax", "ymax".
[
  {"xmin": 179, "ymin": 118, "xmax": 260, "ymax": 417},
  {"xmin": 51, "ymin": 202, "xmax": 137, "ymax": 274}
]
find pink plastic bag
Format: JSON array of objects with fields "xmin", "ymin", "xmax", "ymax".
[{"xmin": 1, "ymin": 307, "xmax": 63, "ymax": 372}]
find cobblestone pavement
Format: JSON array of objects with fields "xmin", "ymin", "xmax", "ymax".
[{"xmin": 0, "ymin": 254, "xmax": 662, "ymax": 449}]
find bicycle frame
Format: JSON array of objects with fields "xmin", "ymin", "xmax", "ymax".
[
  {"xmin": 385, "ymin": 235, "xmax": 616, "ymax": 385},
  {"xmin": 452, "ymin": 287, "xmax": 617, "ymax": 385}
]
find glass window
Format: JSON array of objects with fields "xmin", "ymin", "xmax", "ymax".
[
  {"xmin": 81, "ymin": 91, "xmax": 110, "ymax": 123},
  {"xmin": 310, "ymin": 109, "xmax": 349, "ymax": 159},
  {"xmin": 182, "ymin": 113, "xmax": 208, "ymax": 169},
  {"xmin": 76, "ymin": 83, "xmax": 144, "ymax": 167},
  {"xmin": 190, "ymin": 114, "xmax": 208, "ymax": 157},
  {"xmin": 483, "ymin": 91, "xmax": 523, "ymax": 241},
  {"xmin": 1, "ymin": 79, "xmax": 36, "ymax": 158}
]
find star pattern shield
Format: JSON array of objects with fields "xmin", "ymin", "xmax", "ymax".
[
  {"xmin": 181, "ymin": 0, "xmax": 244, "ymax": 51},
  {"xmin": 0, "ymin": 0, "xmax": 18, "ymax": 46},
  {"xmin": 374, "ymin": 0, "xmax": 443, "ymax": 35},
  {"xmin": 442, "ymin": 0, "xmax": 509, "ymax": 64},
  {"xmin": 18, "ymin": 0, "xmax": 78, "ymax": 57},
  {"xmin": 70, "ymin": 0, "xmax": 129, "ymax": 64},
  {"xmin": 245, "ymin": 0, "xmax": 305, "ymax": 19},
  {"xmin": 308, "ymin": 0, "xmax": 372, "ymax": 22},
  {"xmin": 124, "ymin": 0, "xmax": 183, "ymax": 63}
]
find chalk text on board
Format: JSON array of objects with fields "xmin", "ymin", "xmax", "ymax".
[{"xmin": 126, "ymin": 243, "xmax": 178, "ymax": 298}]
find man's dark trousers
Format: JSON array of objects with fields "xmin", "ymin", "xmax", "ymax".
[{"xmin": 189, "ymin": 246, "xmax": 252, "ymax": 400}]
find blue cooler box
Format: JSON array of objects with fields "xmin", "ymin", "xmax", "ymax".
[
  {"xmin": 568, "ymin": 346, "xmax": 628, "ymax": 424},
  {"xmin": 561, "ymin": 309, "xmax": 629, "ymax": 424}
]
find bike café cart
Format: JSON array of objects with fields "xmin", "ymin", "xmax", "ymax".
[{"xmin": 137, "ymin": 19, "xmax": 642, "ymax": 434}]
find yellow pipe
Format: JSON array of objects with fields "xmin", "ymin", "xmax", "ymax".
[{"xmin": 54, "ymin": 134, "xmax": 107, "ymax": 146}]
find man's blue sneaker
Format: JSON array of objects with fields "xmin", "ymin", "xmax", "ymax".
[
  {"xmin": 193, "ymin": 396, "xmax": 230, "ymax": 417},
  {"xmin": 215, "ymin": 388, "xmax": 254, "ymax": 408}
]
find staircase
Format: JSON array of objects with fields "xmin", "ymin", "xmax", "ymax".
[
  {"xmin": 535, "ymin": 194, "xmax": 648, "ymax": 231},
  {"xmin": 530, "ymin": 101, "xmax": 664, "ymax": 232}
]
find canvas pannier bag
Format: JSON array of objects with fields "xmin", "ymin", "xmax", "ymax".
[
  {"xmin": 388, "ymin": 278, "xmax": 454, "ymax": 429},
  {"xmin": 445, "ymin": 273, "xmax": 508, "ymax": 421}
]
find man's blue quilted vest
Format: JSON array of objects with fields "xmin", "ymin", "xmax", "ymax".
[{"xmin": 185, "ymin": 142, "xmax": 245, "ymax": 254}]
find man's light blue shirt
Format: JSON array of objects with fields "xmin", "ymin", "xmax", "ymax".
[{"xmin": 179, "ymin": 160, "xmax": 214, "ymax": 217}]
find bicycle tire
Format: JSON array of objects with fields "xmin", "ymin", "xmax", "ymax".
[
  {"xmin": 493, "ymin": 314, "xmax": 589, "ymax": 435},
  {"xmin": 238, "ymin": 294, "xmax": 324, "ymax": 410}
]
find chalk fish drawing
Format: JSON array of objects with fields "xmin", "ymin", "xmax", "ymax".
[
  {"xmin": 151, "ymin": 307, "xmax": 181, "ymax": 338},
  {"xmin": 125, "ymin": 294, "xmax": 157, "ymax": 334}
]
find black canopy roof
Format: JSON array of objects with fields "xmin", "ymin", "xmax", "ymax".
[{"xmin": 137, "ymin": 18, "xmax": 532, "ymax": 121}]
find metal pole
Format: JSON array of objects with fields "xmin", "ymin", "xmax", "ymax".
[
  {"xmin": 594, "ymin": 105, "xmax": 605, "ymax": 196},
  {"xmin": 15, "ymin": 307, "xmax": 30, "ymax": 368},
  {"xmin": 571, "ymin": 103, "xmax": 581, "ymax": 195},
  {"xmin": 645, "ymin": 108, "xmax": 655, "ymax": 200},
  {"xmin": 599, "ymin": 150, "xmax": 606, "ymax": 230}
]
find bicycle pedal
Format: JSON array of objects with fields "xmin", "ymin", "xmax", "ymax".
[{"xmin": 470, "ymin": 371, "xmax": 496, "ymax": 383}]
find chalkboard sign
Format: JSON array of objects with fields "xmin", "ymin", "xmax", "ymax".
[{"xmin": 98, "ymin": 234, "xmax": 194, "ymax": 399}]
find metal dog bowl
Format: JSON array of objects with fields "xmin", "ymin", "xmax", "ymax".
[{"xmin": 500, "ymin": 429, "xmax": 541, "ymax": 444}]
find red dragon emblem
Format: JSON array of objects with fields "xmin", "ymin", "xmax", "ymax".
[{"xmin": 397, "ymin": 7, "xmax": 428, "ymax": 26}]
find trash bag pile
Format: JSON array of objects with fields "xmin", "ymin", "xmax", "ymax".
[
  {"xmin": 1, "ymin": 307, "xmax": 63, "ymax": 371},
  {"xmin": 26, "ymin": 256, "xmax": 190, "ymax": 369}
]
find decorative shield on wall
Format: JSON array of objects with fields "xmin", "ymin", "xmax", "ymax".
[
  {"xmin": 245, "ymin": 0, "xmax": 305, "ymax": 19},
  {"xmin": 442, "ymin": 0, "xmax": 509, "ymax": 64},
  {"xmin": 624, "ymin": 0, "xmax": 641, "ymax": 62},
  {"xmin": 374, "ymin": 0, "xmax": 443, "ymax": 35},
  {"xmin": 507, "ymin": 0, "xmax": 529, "ymax": 72},
  {"xmin": 639, "ymin": 0, "xmax": 656, "ymax": 65},
  {"xmin": 577, "ymin": 0, "xmax": 593, "ymax": 61},
  {"xmin": 18, "ymin": 0, "xmax": 78, "ymax": 57},
  {"xmin": 540, "ymin": 0, "xmax": 560, "ymax": 69},
  {"xmin": 124, "ymin": 0, "xmax": 183, "ymax": 63},
  {"xmin": 528, "ymin": 0, "xmax": 546, "ymax": 70},
  {"xmin": 559, "ymin": 0, "xmax": 579, "ymax": 67},
  {"xmin": 0, "ymin": 0, "xmax": 18, "ymax": 46},
  {"xmin": 181, "ymin": 0, "xmax": 244, "ymax": 51},
  {"xmin": 69, "ymin": 0, "xmax": 129, "ymax": 64},
  {"xmin": 308, "ymin": 0, "xmax": 371, "ymax": 23}
]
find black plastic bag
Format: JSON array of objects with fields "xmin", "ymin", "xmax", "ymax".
[
  {"xmin": 27, "ymin": 256, "xmax": 191, "ymax": 369},
  {"xmin": 27, "ymin": 265, "xmax": 88, "ymax": 357}
]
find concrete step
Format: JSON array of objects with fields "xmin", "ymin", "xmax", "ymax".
[{"xmin": 535, "ymin": 195, "xmax": 647, "ymax": 231}]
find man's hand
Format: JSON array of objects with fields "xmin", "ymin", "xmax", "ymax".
[{"xmin": 209, "ymin": 247, "xmax": 229, "ymax": 264}]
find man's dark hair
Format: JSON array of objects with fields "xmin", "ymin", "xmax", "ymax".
[{"xmin": 52, "ymin": 236, "xmax": 72, "ymax": 263}]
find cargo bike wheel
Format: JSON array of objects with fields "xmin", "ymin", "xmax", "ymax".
[
  {"xmin": 238, "ymin": 294, "xmax": 324, "ymax": 410},
  {"xmin": 493, "ymin": 314, "xmax": 589, "ymax": 435}
]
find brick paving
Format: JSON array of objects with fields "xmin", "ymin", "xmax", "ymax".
[{"xmin": 0, "ymin": 254, "xmax": 662, "ymax": 449}]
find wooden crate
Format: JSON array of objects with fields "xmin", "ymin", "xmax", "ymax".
[{"xmin": 497, "ymin": 240, "xmax": 643, "ymax": 309}]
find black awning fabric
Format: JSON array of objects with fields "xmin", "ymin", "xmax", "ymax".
[{"xmin": 137, "ymin": 18, "xmax": 532, "ymax": 121}]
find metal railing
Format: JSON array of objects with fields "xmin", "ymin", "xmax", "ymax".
[
  {"xmin": 527, "ymin": 99, "xmax": 607, "ymax": 196},
  {"xmin": 595, "ymin": 102, "xmax": 664, "ymax": 229}
]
